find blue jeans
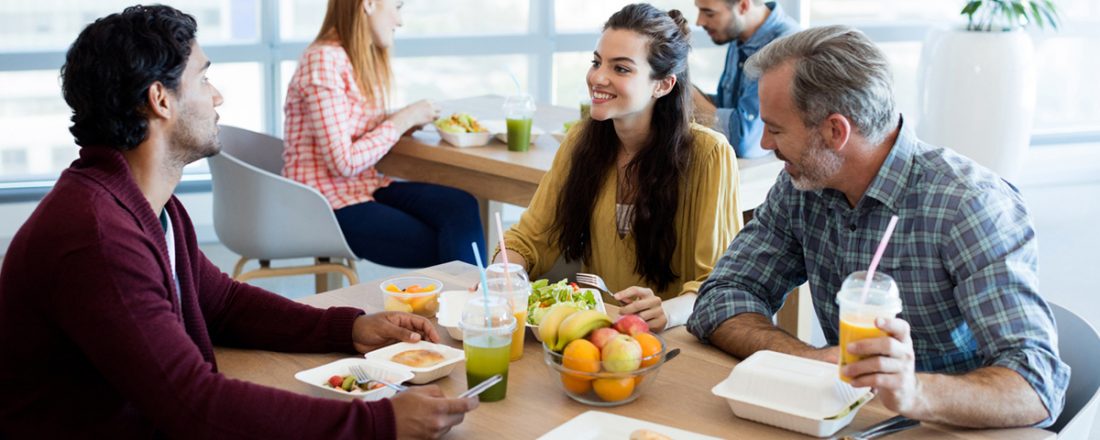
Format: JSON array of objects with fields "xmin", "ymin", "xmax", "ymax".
[{"xmin": 334, "ymin": 182, "xmax": 486, "ymax": 268}]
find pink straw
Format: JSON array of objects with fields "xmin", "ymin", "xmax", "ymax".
[
  {"xmin": 495, "ymin": 212, "xmax": 510, "ymax": 269},
  {"xmin": 494, "ymin": 212, "xmax": 515, "ymax": 297},
  {"xmin": 860, "ymin": 215, "xmax": 899, "ymax": 303}
]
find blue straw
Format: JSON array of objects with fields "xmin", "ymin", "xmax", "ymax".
[{"xmin": 471, "ymin": 242, "xmax": 491, "ymax": 326}]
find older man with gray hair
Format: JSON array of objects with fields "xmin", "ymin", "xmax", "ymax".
[{"xmin": 688, "ymin": 25, "xmax": 1069, "ymax": 428}]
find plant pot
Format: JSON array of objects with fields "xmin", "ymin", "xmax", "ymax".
[{"xmin": 917, "ymin": 27, "xmax": 1035, "ymax": 181}]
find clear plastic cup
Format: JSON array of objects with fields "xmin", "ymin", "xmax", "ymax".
[
  {"xmin": 835, "ymin": 271, "xmax": 902, "ymax": 383},
  {"xmin": 459, "ymin": 295, "xmax": 515, "ymax": 401},
  {"xmin": 503, "ymin": 95, "xmax": 536, "ymax": 152},
  {"xmin": 486, "ymin": 263, "xmax": 530, "ymax": 361}
]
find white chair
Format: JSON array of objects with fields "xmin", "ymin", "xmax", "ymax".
[
  {"xmin": 1049, "ymin": 302, "xmax": 1100, "ymax": 439},
  {"xmin": 209, "ymin": 125, "xmax": 359, "ymax": 292}
]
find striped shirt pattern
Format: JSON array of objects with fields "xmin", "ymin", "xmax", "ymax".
[
  {"xmin": 283, "ymin": 42, "xmax": 396, "ymax": 209},
  {"xmin": 687, "ymin": 121, "xmax": 1069, "ymax": 426}
]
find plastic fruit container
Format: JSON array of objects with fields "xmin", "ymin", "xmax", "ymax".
[
  {"xmin": 541, "ymin": 332, "xmax": 667, "ymax": 407},
  {"xmin": 380, "ymin": 276, "xmax": 443, "ymax": 317}
]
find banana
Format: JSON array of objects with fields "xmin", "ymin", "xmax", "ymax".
[
  {"xmin": 552, "ymin": 310, "xmax": 612, "ymax": 352},
  {"xmin": 539, "ymin": 304, "xmax": 581, "ymax": 349}
]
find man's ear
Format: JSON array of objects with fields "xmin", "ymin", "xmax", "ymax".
[
  {"xmin": 654, "ymin": 74, "xmax": 677, "ymax": 99},
  {"xmin": 736, "ymin": 0, "xmax": 751, "ymax": 15},
  {"xmin": 821, "ymin": 113, "xmax": 851, "ymax": 152},
  {"xmin": 146, "ymin": 81, "xmax": 172, "ymax": 120}
]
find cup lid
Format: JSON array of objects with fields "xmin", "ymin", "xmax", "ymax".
[
  {"xmin": 836, "ymin": 271, "xmax": 901, "ymax": 312},
  {"xmin": 459, "ymin": 295, "xmax": 516, "ymax": 332}
]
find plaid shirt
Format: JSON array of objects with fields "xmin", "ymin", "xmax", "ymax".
[
  {"xmin": 688, "ymin": 119, "xmax": 1069, "ymax": 426},
  {"xmin": 283, "ymin": 42, "xmax": 396, "ymax": 209}
]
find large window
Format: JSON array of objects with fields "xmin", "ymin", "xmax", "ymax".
[{"xmin": 1, "ymin": 0, "xmax": 1096, "ymax": 189}]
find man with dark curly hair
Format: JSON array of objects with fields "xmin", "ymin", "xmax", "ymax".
[{"xmin": 0, "ymin": 5, "xmax": 476, "ymax": 438}]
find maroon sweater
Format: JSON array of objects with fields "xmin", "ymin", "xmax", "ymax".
[{"xmin": 0, "ymin": 146, "xmax": 396, "ymax": 438}]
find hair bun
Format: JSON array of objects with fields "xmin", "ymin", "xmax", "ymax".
[{"xmin": 667, "ymin": 9, "xmax": 690, "ymax": 38}]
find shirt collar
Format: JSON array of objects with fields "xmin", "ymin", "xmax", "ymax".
[
  {"xmin": 739, "ymin": 2, "xmax": 789, "ymax": 53},
  {"xmin": 861, "ymin": 115, "xmax": 917, "ymax": 212}
]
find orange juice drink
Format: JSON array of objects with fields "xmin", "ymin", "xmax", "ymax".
[
  {"xmin": 835, "ymin": 271, "xmax": 901, "ymax": 383},
  {"xmin": 485, "ymin": 263, "xmax": 531, "ymax": 361},
  {"xmin": 509, "ymin": 310, "xmax": 528, "ymax": 360}
]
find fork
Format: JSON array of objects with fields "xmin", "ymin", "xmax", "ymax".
[
  {"xmin": 839, "ymin": 415, "xmax": 920, "ymax": 440},
  {"xmin": 349, "ymin": 365, "xmax": 408, "ymax": 393},
  {"xmin": 575, "ymin": 273, "xmax": 611, "ymax": 295}
]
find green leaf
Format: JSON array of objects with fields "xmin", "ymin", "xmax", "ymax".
[{"xmin": 961, "ymin": 0, "xmax": 982, "ymax": 15}]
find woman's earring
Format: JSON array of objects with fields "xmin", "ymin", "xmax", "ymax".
[{"xmin": 365, "ymin": 2, "xmax": 375, "ymax": 15}]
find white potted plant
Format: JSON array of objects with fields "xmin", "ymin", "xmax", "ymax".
[{"xmin": 916, "ymin": 0, "xmax": 1060, "ymax": 181}]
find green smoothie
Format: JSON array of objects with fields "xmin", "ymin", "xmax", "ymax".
[
  {"xmin": 505, "ymin": 117, "xmax": 533, "ymax": 152},
  {"xmin": 464, "ymin": 334, "xmax": 511, "ymax": 401}
]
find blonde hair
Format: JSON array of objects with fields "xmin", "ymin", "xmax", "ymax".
[{"xmin": 316, "ymin": 0, "xmax": 392, "ymax": 105}]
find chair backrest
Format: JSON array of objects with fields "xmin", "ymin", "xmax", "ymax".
[
  {"xmin": 210, "ymin": 125, "xmax": 357, "ymax": 261},
  {"xmin": 217, "ymin": 125, "xmax": 285, "ymax": 174},
  {"xmin": 1049, "ymin": 302, "xmax": 1100, "ymax": 438}
]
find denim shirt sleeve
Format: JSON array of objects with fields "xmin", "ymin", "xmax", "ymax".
[
  {"xmin": 716, "ymin": 77, "xmax": 766, "ymax": 158},
  {"xmin": 688, "ymin": 173, "xmax": 808, "ymax": 341},
  {"xmin": 943, "ymin": 187, "xmax": 1069, "ymax": 428}
]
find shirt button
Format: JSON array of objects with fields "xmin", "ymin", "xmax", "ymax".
[
  {"xmin": 849, "ymin": 224, "xmax": 857, "ymax": 231},
  {"xmin": 746, "ymin": 114, "xmax": 756, "ymax": 121}
]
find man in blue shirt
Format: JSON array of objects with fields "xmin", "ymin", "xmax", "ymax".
[
  {"xmin": 688, "ymin": 26, "xmax": 1069, "ymax": 428},
  {"xmin": 693, "ymin": 0, "xmax": 798, "ymax": 157}
]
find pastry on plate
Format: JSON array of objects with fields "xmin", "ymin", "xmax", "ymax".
[{"xmin": 390, "ymin": 349, "xmax": 445, "ymax": 368}]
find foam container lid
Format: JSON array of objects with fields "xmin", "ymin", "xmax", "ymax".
[{"xmin": 711, "ymin": 351, "xmax": 874, "ymax": 437}]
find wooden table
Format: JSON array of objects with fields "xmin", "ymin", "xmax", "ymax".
[{"xmin": 216, "ymin": 262, "xmax": 1054, "ymax": 440}]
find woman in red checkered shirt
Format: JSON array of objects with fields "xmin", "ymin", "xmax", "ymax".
[{"xmin": 283, "ymin": 0, "xmax": 486, "ymax": 267}]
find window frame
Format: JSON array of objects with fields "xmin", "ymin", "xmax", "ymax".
[{"xmin": 0, "ymin": 0, "xmax": 1096, "ymax": 202}]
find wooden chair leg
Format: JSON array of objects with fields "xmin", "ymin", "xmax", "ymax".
[
  {"xmin": 232, "ymin": 257, "xmax": 250, "ymax": 278},
  {"xmin": 315, "ymin": 257, "xmax": 331, "ymax": 293}
]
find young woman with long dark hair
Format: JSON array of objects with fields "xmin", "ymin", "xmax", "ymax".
[{"xmin": 498, "ymin": 3, "xmax": 743, "ymax": 332}]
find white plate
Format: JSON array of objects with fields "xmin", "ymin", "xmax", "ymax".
[
  {"xmin": 538, "ymin": 410, "xmax": 721, "ymax": 440},
  {"xmin": 363, "ymin": 341, "xmax": 465, "ymax": 384},
  {"xmin": 294, "ymin": 358, "xmax": 414, "ymax": 401}
]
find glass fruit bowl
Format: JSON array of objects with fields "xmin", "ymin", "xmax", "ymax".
[{"xmin": 541, "ymin": 332, "xmax": 668, "ymax": 407}]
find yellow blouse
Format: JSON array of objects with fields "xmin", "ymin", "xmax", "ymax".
[{"xmin": 503, "ymin": 123, "xmax": 743, "ymax": 300}]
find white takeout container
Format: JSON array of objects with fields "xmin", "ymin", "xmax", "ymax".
[
  {"xmin": 436, "ymin": 290, "xmax": 472, "ymax": 340},
  {"xmin": 710, "ymin": 350, "xmax": 872, "ymax": 437},
  {"xmin": 364, "ymin": 341, "xmax": 465, "ymax": 384},
  {"xmin": 526, "ymin": 287, "xmax": 606, "ymax": 342},
  {"xmin": 438, "ymin": 130, "xmax": 492, "ymax": 148},
  {"xmin": 294, "ymin": 358, "xmax": 414, "ymax": 401}
]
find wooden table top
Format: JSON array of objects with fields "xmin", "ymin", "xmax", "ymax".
[{"xmin": 215, "ymin": 262, "xmax": 1054, "ymax": 440}]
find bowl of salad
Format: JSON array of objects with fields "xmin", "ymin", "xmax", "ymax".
[{"xmin": 526, "ymin": 278, "xmax": 606, "ymax": 342}]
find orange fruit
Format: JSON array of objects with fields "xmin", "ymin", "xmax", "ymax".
[
  {"xmin": 560, "ymin": 373, "xmax": 592, "ymax": 394},
  {"xmin": 593, "ymin": 377, "xmax": 635, "ymax": 402},
  {"xmin": 562, "ymin": 339, "xmax": 600, "ymax": 380},
  {"xmin": 634, "ymin": 332, "xmax": 662, "ymax": 368}
]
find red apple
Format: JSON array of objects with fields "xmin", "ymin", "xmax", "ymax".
[
  {"xmin": 588, "ymin": 327, "xmax": 621, "ymax": 349},
  {"xmin": 613, "ymin": 314, "xmax": 648, "ymax": 336}
]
